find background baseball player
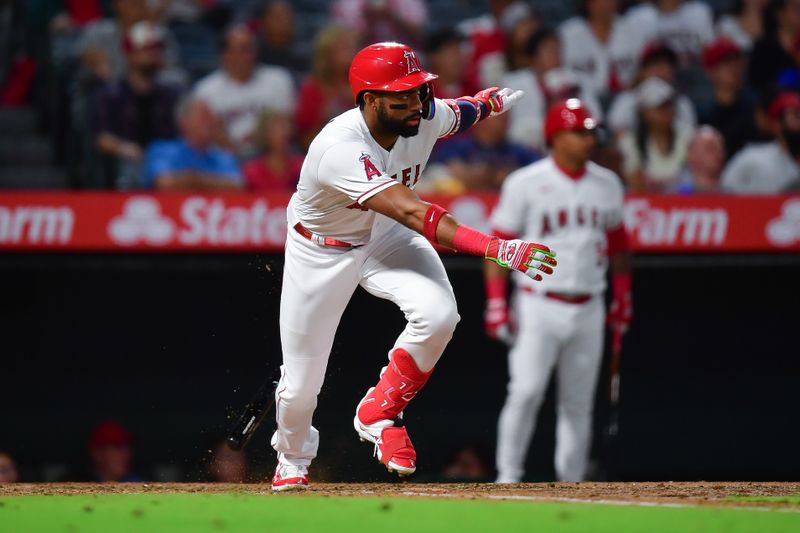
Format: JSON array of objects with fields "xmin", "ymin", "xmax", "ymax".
[
  {"xmin": 270, "ymin": 42, "xmax": 558, "ymax": 491},
  {"xmin": 485, "ymin": 99, "xmax": 632, "ymax": 483}
]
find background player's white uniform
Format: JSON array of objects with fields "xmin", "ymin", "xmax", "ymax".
[
  {"xmin": 491, "ymin": 157, "xmax": 624, "ymax": 482},
  {"xmin": 273, "ymin": 98, "xmax": 462, "ymax": 467}
]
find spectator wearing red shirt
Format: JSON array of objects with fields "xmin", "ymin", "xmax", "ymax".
[
  {"xmin": 243, "ymin": 111, "xmax": 303, "ymax": 192},
  {"xmin": 88, "ymin": 421, "xmax": 143, "ymax": 483},
  {"xmin": 458, "ymin": 1, "xmax": 534, "ymax": 92},
  {"xmin": 295, "ymin": 25, "xmax": 358, "ymax": 149}
]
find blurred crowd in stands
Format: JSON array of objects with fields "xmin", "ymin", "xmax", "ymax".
[
  {"xmin": 0, "ymin": 420, "xmax": 493, "ymax": 483},
  {"xmin": 1, "ymin": 0, "xmax": 800, "ymax": 195}
]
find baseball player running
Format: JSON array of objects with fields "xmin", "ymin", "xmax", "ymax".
[
  {"xmin": 485, "ymin": 99, "xmax": 632, "ymax": 483},
  {"xmin": 270, "ymin": 42, "xmax": 558, "ymax": 491}
]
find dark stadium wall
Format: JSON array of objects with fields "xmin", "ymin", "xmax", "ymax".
[{"xmin": 1, "ymin": 254, "xmax": 798, "ymax": 482}]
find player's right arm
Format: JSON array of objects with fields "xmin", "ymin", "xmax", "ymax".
[{"xmin": 363, "ymin": 183, "xmax": 555, "ymax": 279}]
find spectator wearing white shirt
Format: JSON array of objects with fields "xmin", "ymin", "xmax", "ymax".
[
  {"xmin": 559, "ymin": 0, "xmax": 645, "ymax": 98},
  {"xmin": 618, "ymin": 77, "xmax": 694, "ymax": 192},
  {"xmin": 624, "ymin": 0, "xmax": 715, "ymax": 65},
  {"xmin": 607, "ymin": 42, "xmax": 697, "ymax": 136},
  {"xmin": 716, "ymin": 0, "xmax": 770, "ymax": 51},
  {"xmin": 722, "ymin": 91, "xmax": 800, "ymax": 193},
  {"xmin": 193, "ymin": 25, "xmax": 295, "ymax": 158},
  {"xmin": 502, "ymin": 28, "xmax": 601, "ymax": 151}
]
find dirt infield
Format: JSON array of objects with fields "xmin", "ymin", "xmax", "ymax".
[{"xmin": 2, "ymin": 482, "xmax": 799, "ymax": 508}]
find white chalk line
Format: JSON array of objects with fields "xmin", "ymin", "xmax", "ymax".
[{"xmin": 391, "ymin": 491, "xmax": 800, "ymax": 513}]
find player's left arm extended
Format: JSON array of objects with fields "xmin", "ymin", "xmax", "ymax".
[
  {"xmin": 607, "ymin": 225, "xmax": 633, "ymax": 338},
  {"xmin": 364, "ymin": 184, "xmax": 556, "ymax": 280},
  {"xmin": 434, "ymin": 87, "xmax": 524, "ymax": 137}
]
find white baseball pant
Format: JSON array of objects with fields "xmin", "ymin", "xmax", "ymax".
[
  {"xmin": 272, "ymin": 214, "xmax": 460, "ymax": 466},
  {"xmin": 496, "ymin": 290, "xmax": 604, "ymax": 482}
]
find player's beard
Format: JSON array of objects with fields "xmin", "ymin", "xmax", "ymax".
[{"xmin": 377, "ymin": 105, "xmax": 421, "ymax": 138}]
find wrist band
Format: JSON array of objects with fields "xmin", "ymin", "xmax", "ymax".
[{"xmin": 423, "ymin": 204, "xmax": 448, "ymax": 244}]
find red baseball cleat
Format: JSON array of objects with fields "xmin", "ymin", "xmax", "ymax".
[
  {"xmin": 354, "ymin": 388, "xmax": 417, "ymax": 476},
  {"xmin": 271, "ymin": 463, "xmax": 309, "ymax": 491}
]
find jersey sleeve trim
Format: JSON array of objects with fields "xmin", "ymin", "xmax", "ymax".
[
  {"xmin": 357, "ymin": 180, "xmax": 399, "ymax": 204},
  {"xmin": 440, "ymin": 99, "xmax": 462, "ymax": 138}
]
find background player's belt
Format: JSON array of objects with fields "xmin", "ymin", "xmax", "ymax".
[
  {"xmin": 293, "ymin": 223, "xmax": 355, "ymax": 249},
  {"xmin": 521, "ymin": 286, "xmax": 593, "ymax": 304}
]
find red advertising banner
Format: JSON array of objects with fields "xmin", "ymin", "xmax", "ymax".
[{"xmin": 0, "ymin": 192, "xmax": 799, "ymax": 253}]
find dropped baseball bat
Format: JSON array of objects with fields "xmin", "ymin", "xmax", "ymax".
[{"xmin": 226, "ymin": 377, "xmax": 277, "ymax": 451}]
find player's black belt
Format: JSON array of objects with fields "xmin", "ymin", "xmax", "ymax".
[
  {"xmin": 293, "ymin": 223, "xmax": 355, "ymax": 249},
  {"xmin": 521, "ymin": 286, "xmax": 593, "ymax": 304}
]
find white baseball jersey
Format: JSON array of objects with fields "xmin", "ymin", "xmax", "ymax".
[
  {"xmin": 274, "ymin": 98, "xmax": 463, "ymax": 469},
  {"xmin": 607, "ymin": 89, "xmax": 697, "ymax": 134},
  {"xmin": 194, "ymin": 66, "xmax": 295, "ymax": 147},
  {"xmin": 624, "ymin": 1, "xmax": 714, "ymax": 60},
  {"xmin": 558, "ymin": 16, "xmax": 644, "ymax": 94},
  {"xmin": 716, "ymin": 15, "xmax": 754, "ymax": 51},
  {"xmin": 721, "ymin": 141, "xmax": 800, "ymax": 194},
  {"xmin": 288, "ymin": 98, "xmax": 460, "ymax": 244},
  {"xmin": 490, "ymin": 158, "xmax": 624, "ymax": 295}
]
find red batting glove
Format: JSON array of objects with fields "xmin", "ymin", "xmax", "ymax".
[
  {"xmin": 607, "ymin": 272, "xmax": 633, "ymax": 333},
  {"xmin": 473, "ymin": 87, "xmax": 525, "ymax": 117}
]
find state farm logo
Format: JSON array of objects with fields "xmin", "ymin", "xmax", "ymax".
[
  {"xmin": 109, "ymin": 197, "xmax": 174, "ymax": 245},
  {"xmin": 0, "ymin": 204, "xmax": 74, "ymax": 244},
  {"xmin": 107, "ymin": 196, "xmax": 287, "ymax": 247},
  {"xmin": 766, "ymin": 199, "xmax": 800, "ymax": 246},
  {"xmin": 623, "ymin": 199, "xmax": 728, "ymax": 246}
]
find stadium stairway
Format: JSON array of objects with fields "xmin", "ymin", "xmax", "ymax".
[{"xmin": 0, "ymin": 106, "xmax": 67, "ymax": 188}]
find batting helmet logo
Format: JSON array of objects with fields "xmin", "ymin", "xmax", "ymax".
[{"xmin": 404, "ymin": 50, "xmax": 421, "ymax": 75}]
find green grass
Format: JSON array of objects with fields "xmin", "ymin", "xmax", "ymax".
[
  {"xmin": 728, "ymin": 495, "xmax": 800, "ymax": 505},
  {"xmin": 0, "ymin": 493, "xmax": 799, "ymax": 533}
]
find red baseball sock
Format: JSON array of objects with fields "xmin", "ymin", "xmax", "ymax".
[{"xmin": 358, "ymin": 348, "xmax": 433, "ymax": 425}]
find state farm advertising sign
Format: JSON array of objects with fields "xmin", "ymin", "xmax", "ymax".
[
  {"xmin": 0, "ymin": 192, "xmax": 798, "ymax": 252},
  {"xmin": 0, "ymin": 193, "xmax": 292, "ymax": 251}
]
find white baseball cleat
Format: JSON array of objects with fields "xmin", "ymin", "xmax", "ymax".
[{"xmin": 271, "ymin": 463, "xmax": 309, "ymax": 491}]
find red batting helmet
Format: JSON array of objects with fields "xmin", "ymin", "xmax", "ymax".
[
  {"xmin": 544, "ymin": 98, "xmax": 596, "ymax": 144},
  {"xmin": 348, "ymin": 42, "xmax": 438, "ymax": 104}
]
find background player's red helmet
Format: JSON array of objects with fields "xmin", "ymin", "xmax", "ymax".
[
  {"xmin": 348, "ymin": 42, "xmax": 438, "ymax": 104},
  {"xmin": 544, "ymin": 98, "xmax": 596, "ymax": 144}
]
